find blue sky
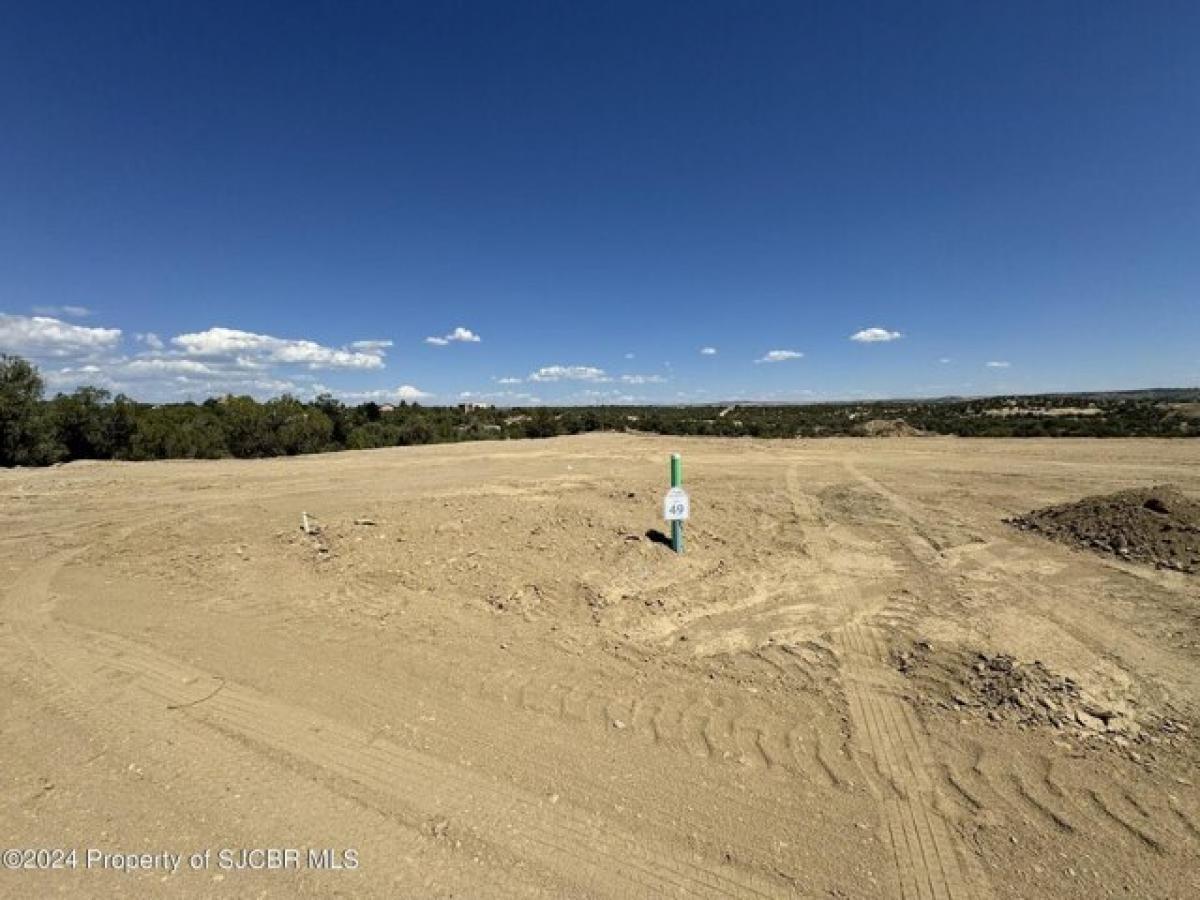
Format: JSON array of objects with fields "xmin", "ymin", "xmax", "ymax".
[{"xmin": 1, "ymin": 1, "xmax": 1197, "ymax": 404}]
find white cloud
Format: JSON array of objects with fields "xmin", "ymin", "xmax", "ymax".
[
  {"xmin": 327, "ymin": 385, "xmax": 433, "ymax": 403},
  {"xmin": 755, "ymin": 350, "xmax": 804, "ymax": 363},
  {"xmin": 528, "ymin": 365, "xmax": 610, "ymax": 382},
  {"xmin": 577, "ymin": 389, "xmax": 639, "ymax": 404},
  {"xmin": 986, "ymin": 361, "xmax": 1011, "ymax": 368},
  {"xmin": 460, "ymin": 389, "xmax": 540, "ymax": 404},
  {"xmin": 179, "ymin": 376, "xmax": 300, "ymax": 396},
  {"xmin": 21, "ymin": 322, "xmax": 408, "ymax": 402},
  {"xmin": 170, "ymin": 327, "xmax": 386, "ymax": 370},
  {"xmin": 46, "ymin": 325, "xmax": 393, "ymax": 399},
  {"xmin": 41, "ymin": 367, "xmax": 86, "ymax": 386},
  {"xmin": 700, "ymin": 347, "xmax": 717, "ymax": 355},
  {"xmin": 0, "ymin": 314, "xmax": 121, "ymax": 357},
  {"xmin": 620, "ymin": 374, "xmax": 666, "ymax": 384},
  {"xmin": 850, "ymin": 327, "xmax": 903, "ymax": 343},
  {"xmin": 624, "ymin": 352, "xmax": 635, "ymax": 360},
  {"xmin": 32, "ymin": 305, "xmax": 91, "ymax": 318},
  {"xmin": 349, "ymin": 339, "xmax": 393, "ymax": 352},
  {"xmin": 938, "ymin": 357, "xmax": 952, "ymax": 364},
  {"xmin": 396, "ymin": 384, "xmax": 432, "ymax": 401},
  {"xmin": 52, "ymin": 360, "xmax": 310, "ymax": 400},
  {"xmin": 125, "ymin": 358, "xmax": 215, "ymax": 375},
  {"xmin": 495, "ymin": 376, "xmax": 523, "ymax": 384},
  {"xmin": 125, "ymin": 366, "xmax": 302, "ymax": 397},
  {"xmin": 426, "ymin": 325, "xmax": 480, "ymax": 345}
]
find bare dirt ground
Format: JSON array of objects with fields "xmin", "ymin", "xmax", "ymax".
[{"xmin": 2, "ymin": 434, "xmax": 1199, "ymax": 898}]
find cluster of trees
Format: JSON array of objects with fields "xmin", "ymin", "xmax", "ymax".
[
  {"xmin": 0, "ymin": 355, "xmax": 570, "ymax": 466},
  {"xmin": 0, "ymin": 355, "xmax": 1194, "ymax": 467},
  {"xmin": 607, "ymin": 395, "xmax": 1197, "ymax": 438}
]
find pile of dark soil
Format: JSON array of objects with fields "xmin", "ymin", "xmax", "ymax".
[{"xmin": 1006, "ymin": 484, "xmax": 1200, "ymax": 574}]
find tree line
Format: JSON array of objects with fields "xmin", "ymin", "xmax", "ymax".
[{"xmin": 0, "ymin": 355, "xmax": 1194, "ymax": 467}]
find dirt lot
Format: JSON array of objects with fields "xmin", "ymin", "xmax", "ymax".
[{"xmin": 2, "ymin": 434, "xmax": 1198, "ymax": 898}]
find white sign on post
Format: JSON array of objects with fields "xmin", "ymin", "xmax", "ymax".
[{"xmin": 663, "ymin": 487, "xmax": 690, "ymax": 521}]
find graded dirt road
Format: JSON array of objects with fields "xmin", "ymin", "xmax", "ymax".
[{"xmin": 2, "ymin": 435, "xmax": 1198, "ymax": 898}]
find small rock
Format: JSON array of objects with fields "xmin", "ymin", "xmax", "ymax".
[
  {"xmin": 1075, "ymin": 709, "xmax": 1106, "ymax": 731},
  {"xmin": 611, "ymin": 719, "xmax": 626, "ymax": 730}
]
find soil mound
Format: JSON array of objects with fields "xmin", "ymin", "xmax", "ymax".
[
  {"xmin": 856, "ymin": 418, "xmax": 925, "ymax": 438},
  {"xmin": 1007, "ymin": 484, "xmax": 1200, "ymax": 574},
  {"xmin": 893, "ymin": 643, "xmax": 1194, "ymax": 758},
  {"xmin": 895, "ymin": 644, "xmax": 1123, "ymax": 734}
]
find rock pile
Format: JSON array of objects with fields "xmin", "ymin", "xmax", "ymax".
[
  {"xmin": 894, "ymin": 644, "xmax": 1142, "ymax": 740},
  {"xmin": 894, "ymin": 641, "xmax": 1196, "ymax": 768},
  {"xmin": 1007, "ymin": 484, "xmax": 1200, "ymax": 574}
]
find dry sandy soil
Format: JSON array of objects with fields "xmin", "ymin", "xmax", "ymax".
[{"xmin": 2, "ymin": 434, "xmax": 1199, "ymax": 898}]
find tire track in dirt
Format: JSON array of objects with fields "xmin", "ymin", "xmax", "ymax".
[
  {"xmin": 836, "ymin": 622, "xmax": 979, "ymax": 900},
  {"xmin": 475, "ymin": 657, "xmax": 855, "ymax": 786},
  {"xmin": 838, "ymin": 461, "xmax": 1200, "ymax": 866},
  {"xmin": 452, "ymin": 462, "xmax": 868, "ymax": 792},
  {"xmin": 38, "ymin": 505, "xmax": 856, "ymax": 882},
  {"xmin": 939, "ymin": 739, "xmax": 1200, "ymax": 867},
  {"xmin": 1087, "ymin": 789, "xmax": 1168, "ymax": 854},
  {"xmin": 2, "ymin": 538, "xmax": 791, "ymax": 899},
  {"xmin": 784, "ymin": 461, "xmax": 983, "ymax": 899},
  {"xmin": 0, "ymin": 549, "xmax": 561, "ymax": 899},
  {"xmin": 947, "ymin": 533, "xmax": 1200, "ymax": 700},
  {"xmin": 87, "ymin": 631, "xmax": 784, "ymax": 899},
  {"xmin": 89, "ymin": 627, "xmax": 809, "ymax": 884},
  {"xmin": 49, "ymin": 464, "xmax": 862, "ymax": 823}
]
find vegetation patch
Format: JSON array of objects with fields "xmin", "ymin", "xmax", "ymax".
[{"xmin": 2, "ymin": 354, "xmax": 1197, "ymax": 467}]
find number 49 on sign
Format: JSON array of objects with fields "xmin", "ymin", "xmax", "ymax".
[{"xmin": 663, "ymin": 486, "xmax": 690, "ymax": 521}]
